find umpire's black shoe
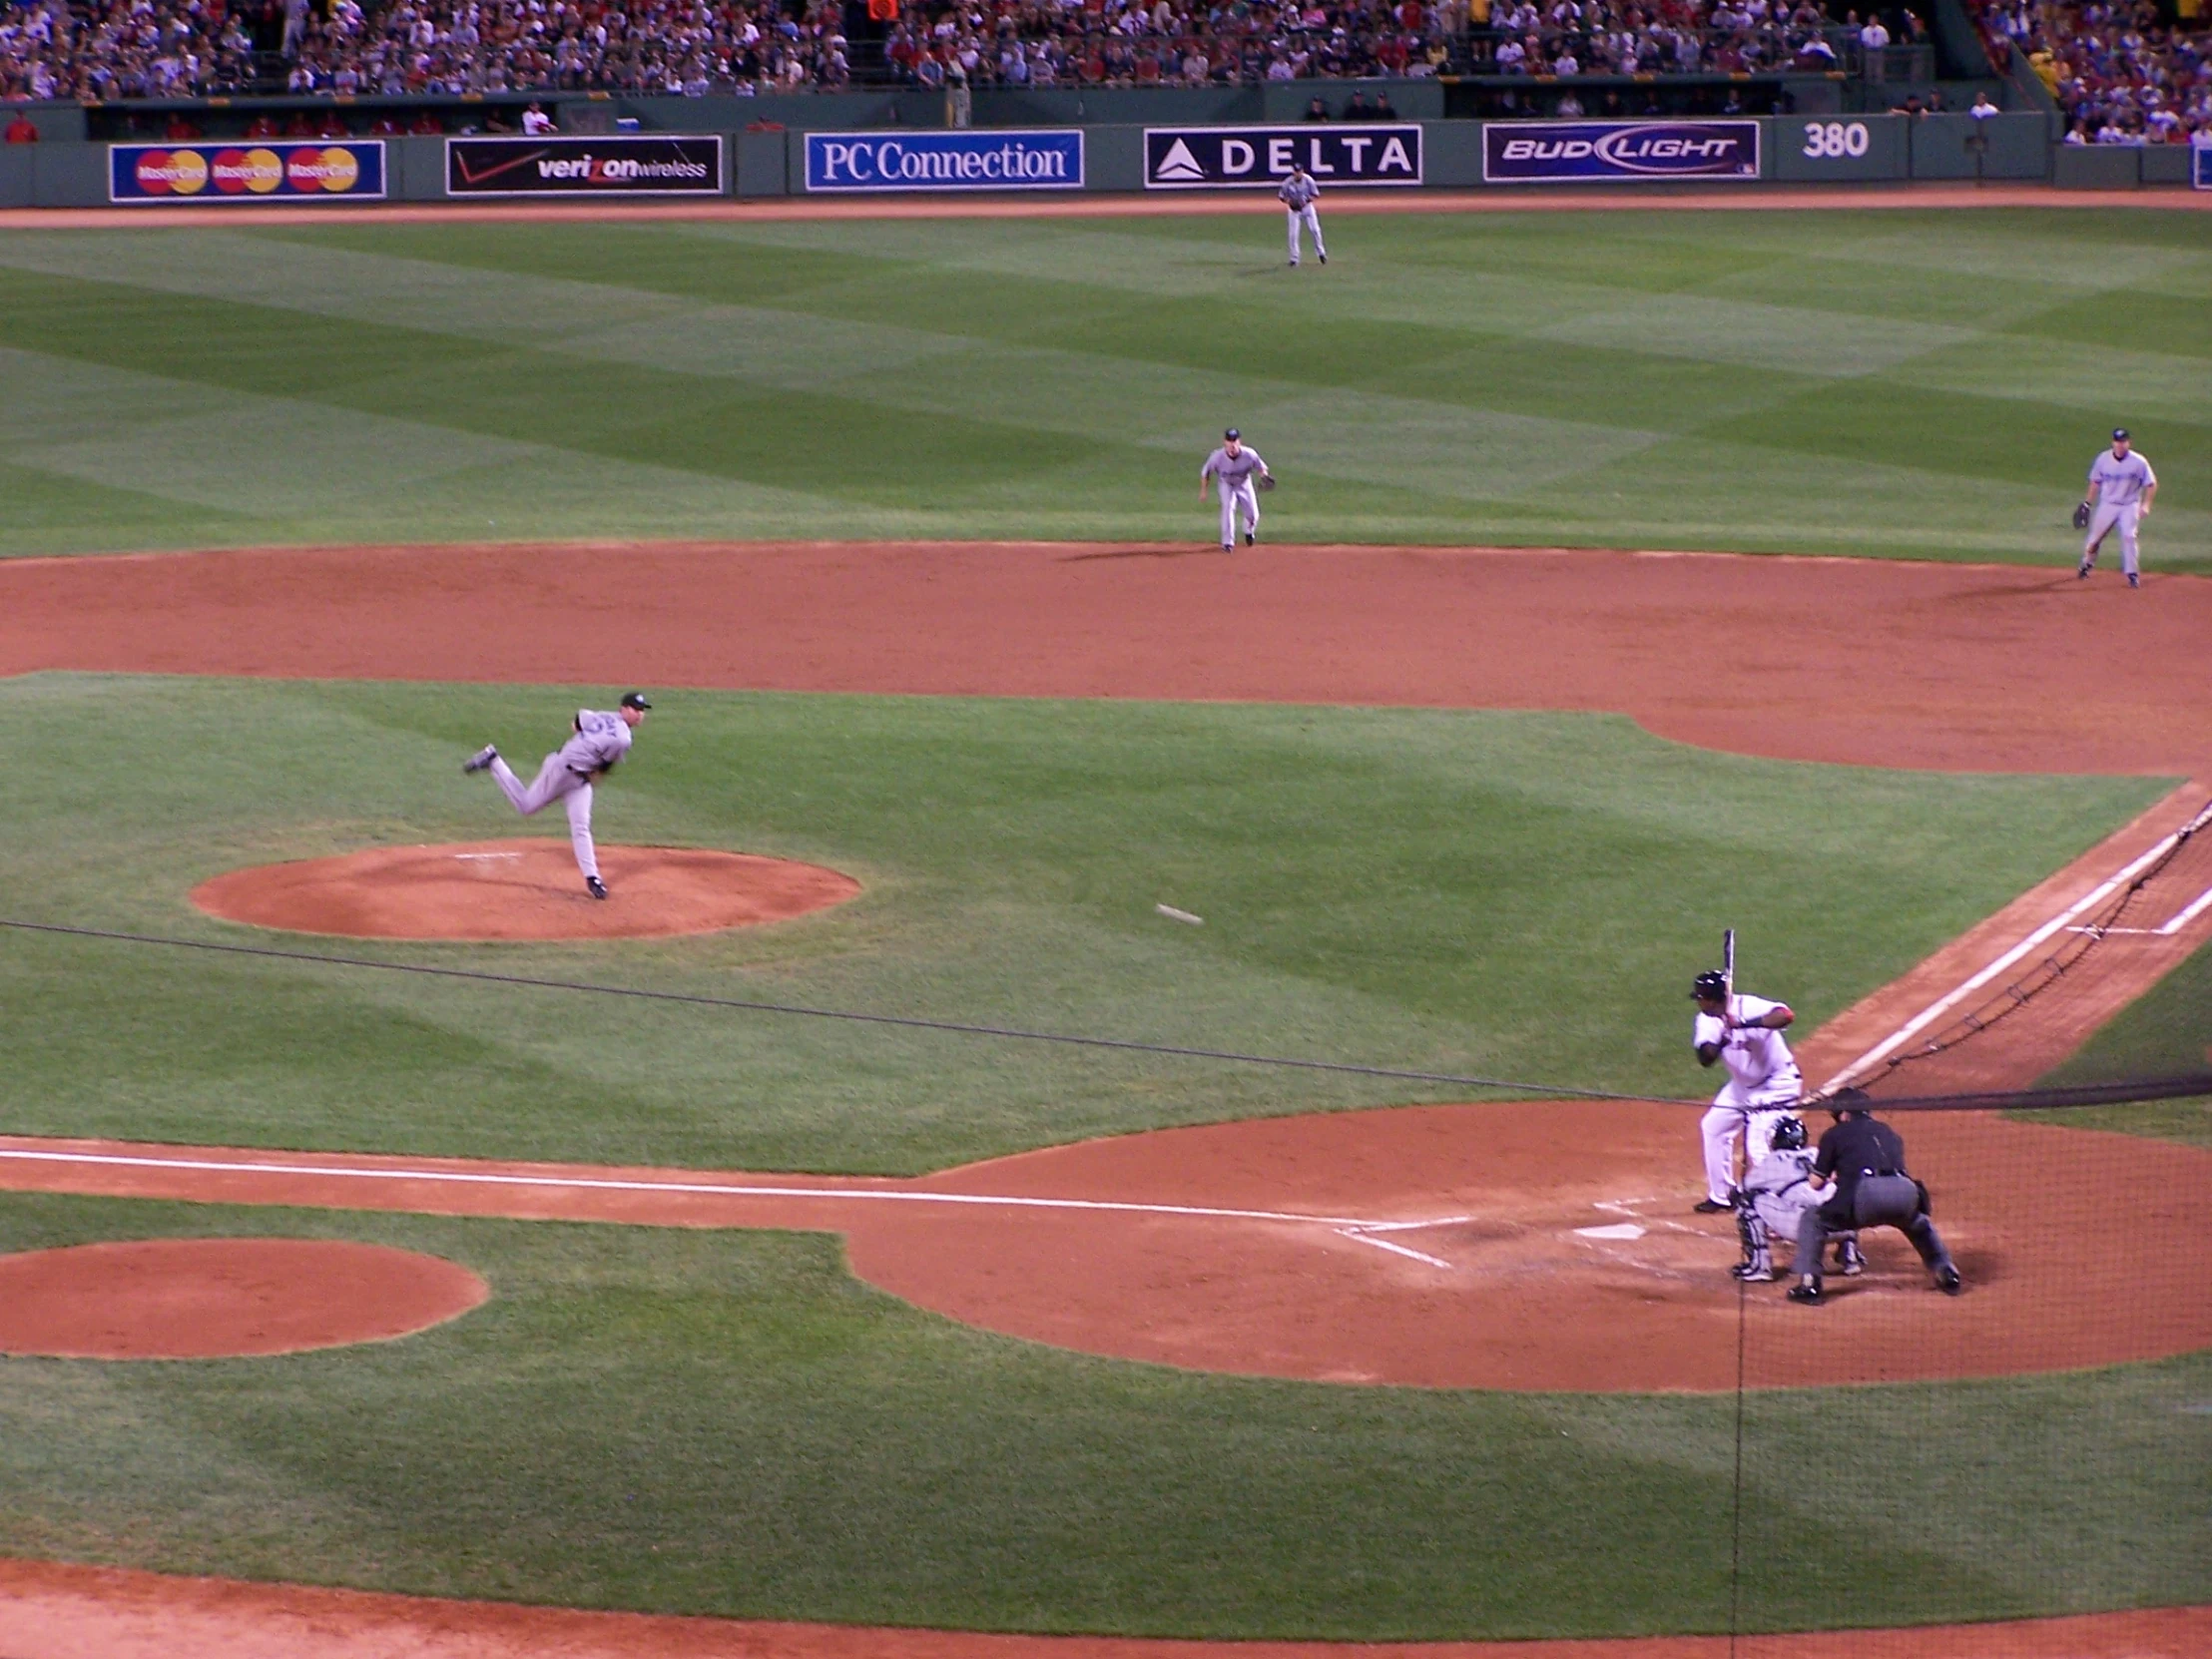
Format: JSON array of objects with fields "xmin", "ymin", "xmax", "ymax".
[
  {"xmin": 1936, "ymin": 1265, "xmax": 1962, "ymax": 1296},
  {"xmin": 1693, "ymin": 1196, "xmax": 1733, "ymax": 1214},
  {"xmin": 1787, "ymin": 1280, "xmax": 1824, "ymax": 1305},
  {"xmin": 586, "ymin": 875, "xmax": 609, "ymax": 900}
]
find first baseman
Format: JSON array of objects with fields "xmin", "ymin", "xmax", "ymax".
[
  {"xmin": 2077, "ymin": 427, "xmax": 2157, "ymax": 588},
  {"xmin": 1200, "ymin": 427, "xmax": 1271, "ymax": 551},
  {"xmin": 1690, "ymin": 968, "xmax": 1804, "ymax": 1213},
  {"xmin": 1279, "ymin": 164, "xmax": 1326, "ymax": 268},
  {"xmin": 463, "ymin": 692, "xmax": 651, "ymax": 898}
]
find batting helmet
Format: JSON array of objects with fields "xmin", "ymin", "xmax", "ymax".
[
  {"xmin": 1691, "ymin": 969, "xmax": 1729, "ymax": 1001},
  {"xmin": 1770, "ymin": 1116, "xmax": 1807, "ymax": 1152}
]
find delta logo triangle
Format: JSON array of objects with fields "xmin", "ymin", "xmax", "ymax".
[{"xmin": 1154, "ymin": 138, "xmax": 1208, "ymax": 182}]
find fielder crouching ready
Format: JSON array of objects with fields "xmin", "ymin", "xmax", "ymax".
[
  {"xmin": 1787, "ymin": 1089, "xmax": 1961, "ymax": 1305},
  {"xmin": 1199, "ymin": 427, "xmax": 1272, "ymax": 551}
]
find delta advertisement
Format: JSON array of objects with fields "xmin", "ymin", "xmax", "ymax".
[
  {"xmin": 804, "ymin": 130, "xmax": 1084, "ymax": 192},
  {"xmin": 109, "ymin": 141, "xmax": 386, "ymax": 203},
  {"xmin": 446, "ymin": 136, "xmax": 724, "ymax": 197},
  {"xmin": 1144, "ymin": 126, "xmax": 1422, "ymax": 189},
  {"xmin": 1482, "ymin": 120, "xmax": 1760, "ymax": 183}
]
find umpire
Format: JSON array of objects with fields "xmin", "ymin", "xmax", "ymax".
[{"xmin": 1788, "ymin": 1090, "xmax": 1961, "ymax": 1304}]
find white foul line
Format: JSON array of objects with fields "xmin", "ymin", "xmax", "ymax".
[
  {"xmin": 0, "ymin": 1146, "xmax": 1421, "ymax": 1233},
  {"xmin": 1820, "ymin": 807, "xmax": 2211, "ymax": 1095},
  {"xmin": 2155, "ymin": 881, "xmax": 2212, "ymax": 936},
  {"xmin": 1336, "ymin": 1228, "xmax": 1453, "ymax": 1269}
]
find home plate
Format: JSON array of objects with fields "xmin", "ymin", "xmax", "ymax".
[{"xmin": 1575, "ymin": 1223, "xmax": 1647, "ymax": 1241}]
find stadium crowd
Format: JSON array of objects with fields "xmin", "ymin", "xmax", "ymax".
[
  {"xmin": 2, "ymin": 0, "xmax": 1881, "ymax": 101},
  {"xmin": 1975, "ymin": 0, "xmax": 2211, "ymax": 141}
]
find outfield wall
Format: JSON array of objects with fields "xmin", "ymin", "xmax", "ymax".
[{"xmin": 6, "ymin": 114, "xmax": 2205, "ymax": 207}]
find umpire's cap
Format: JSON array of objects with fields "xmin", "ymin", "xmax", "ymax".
[
  {"xmin": 2112, "ymin": 427, "xmax": 2130, "ymax": 441},
  {"xmin": 620, "ymin": 691, "xmax": 653, "ymax": 711},
  {"xmin": 1829, "ymin": 1086, "xmax": 1873, "ymax": 1119},
  {"xmin": 1224, "ymin": 427, "xmax": 1241, "ymax": 440}
]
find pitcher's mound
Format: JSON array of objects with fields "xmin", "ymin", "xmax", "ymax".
[
  {"xmin": 0, "ymin": 1238, "xmax": 488, "ymax": 1359},
  {"xmin": 191, "ymin": 839, "xmax": 861, "ymax": 940}
]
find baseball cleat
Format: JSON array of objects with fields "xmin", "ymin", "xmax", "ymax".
[
  {"xmin": 1787, "ymin": 1281, "xmax": 1824, "ymax": 1305},
  {"xmin": 462, "ymin": 745, "xmax": 498, "ymax": 774},
  {"xmin": 1837, "ymin": 1241, "xmax": 1866, "ymax": 1277},
  {"xmin": 1693, "ymin": 1197, "xmax": 1733, "ymax": 1214},
  {"xmin": 1936, "ymin": 1265, "xmax": 1962, "ymax": 1295},
  {"xmin": 2127, "ymin": 572, "xmax": 2140, "ymax": 588},
  {"xmin": 585, "ymin": 875, "xmax": 609, "ymax": 900},
  {"xmin": 1244, "ymin": 531, "xmax": 1256, "ymax": 546},
  {"xmin": 2076, "ymin": 561, "xmax": 2093, "ymax": 579},
  {"xmin": 1732, "ymin": 1261, "xmax": 1775, "ymax": 1282},
  {"xmin": 1319, "ymin": 253, "xmax": 1328, "ymax": 264},
  {"xmin": 1289, "ymin": 260, "xmax": 1298, "ymax": 268},
  {"xmin": 1222, "ymin": 543, "xmax": 1235, "ymax": 551}
]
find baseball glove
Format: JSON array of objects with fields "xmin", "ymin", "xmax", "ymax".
[
  {"xmin": 2071, "ymin": 500, "xmax": 2091, "ymax": 529},
  {"xmin": 1257, "ymin": 473, "xmax": 1278, "ymax": 492}
]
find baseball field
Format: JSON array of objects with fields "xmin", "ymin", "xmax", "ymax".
[{"xmin": 0, "ymin": 197, "xmax": 2208, "ymax": 1659}]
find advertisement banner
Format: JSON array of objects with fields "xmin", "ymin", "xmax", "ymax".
[
  {"xmin": 1144, "ymin": 126, "xmax": 1422, "ymax": 189},
  {"xmin": 109, "ymin": 141, "xmax": 385, "ymax": 203},
  {"xmin": 1482, "ymin": 120, "xmax": 1760, "ymax": 183},
  {"xmin": 447, "ymin": 136, "xmax": 724, "ymax": 197},
  {"xmin": 804, "ymin": 130, "xmax": 1083, "ymax": 192}
]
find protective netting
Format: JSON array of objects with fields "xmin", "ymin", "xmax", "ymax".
[{"xmin": 1716, "ymin": 1092, "xmax": 2211, "ymax": 1656}]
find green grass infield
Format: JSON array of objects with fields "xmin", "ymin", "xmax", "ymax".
[
  {"xmin": 0, "ymin": 209, "xmax": 2204, "ymax": 566},
  {"xmin": 0, "ymin": 673, "xmax": 2168, "ymax": 1171}
]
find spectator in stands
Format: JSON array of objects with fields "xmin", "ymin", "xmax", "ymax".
[
  {"xmin": 522, "ymin": 101, "xmax": 555, "ymax": 134},
  {"xmin": 4, "ymin": 111, "xmax": 38, "ymax": 143},
  {"xmin": 1305, "ymin": 95, "xmax": 1332, "ymax": 119}
]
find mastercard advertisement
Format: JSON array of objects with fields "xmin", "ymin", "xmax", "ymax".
[{"xmin": 109, "ymin": 141, "xmax": 386, "ymax": 203}]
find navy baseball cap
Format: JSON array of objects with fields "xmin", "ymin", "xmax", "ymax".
[
  {"xmin": 620, "ymin": 691, "xmax": 652, "ymax": 711},
  {"xmin": 2112, "ymin": 427, "xmax": 2130, "ymax": 440},
  {"xmin": 1224, "ymin": 427, "xmax": 1241, "ymax": 440}
]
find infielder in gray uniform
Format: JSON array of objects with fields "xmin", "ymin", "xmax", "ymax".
[
  {"xmin": 1200, "ymin": 428, "xmax": 1272, "ymax": 551},
  {"xmin": 1280, "ymin": 164, "xmax": 1326, "ymax": 268},
  {"xmin": 2076, "ymin": 427, "xmax": 2158, "ymax": 588},
  {"xmin": 463, "ymin": 692, "xmax": 651, "ymax": 899}
]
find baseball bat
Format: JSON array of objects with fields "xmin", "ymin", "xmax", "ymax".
[{"xmin": 1722, "ymin": 928, "xmax": 1736, "ymax": 1009}]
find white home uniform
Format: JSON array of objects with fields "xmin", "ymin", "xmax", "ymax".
[
  {"xmin": 1695, "ymin": 992, "xmax": 1804, "ymax": 1206},
  {"xmin": 484, "ymin": 709, "xmax": 634, "ymax": 883},
  {"xmin": 1280, "ymin": 171, "xmax": 1326, "ymax": 267},
  {"xmin": 2082, "ymin": 446, "xmax": 2156, "ymax": 579},
  {"xmin": 1201, "ymin": 441, "xmax": 1269, "ymax": 550}
]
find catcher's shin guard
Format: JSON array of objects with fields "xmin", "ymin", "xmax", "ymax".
[{"xmin": 1736, "ymin": 1201, "xmax": 1770, "ymax": 1278}]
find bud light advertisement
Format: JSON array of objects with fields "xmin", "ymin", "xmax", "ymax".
[{"xmin": 1482, "ymin": 121, "xmax": 1760, "ymax": 183}]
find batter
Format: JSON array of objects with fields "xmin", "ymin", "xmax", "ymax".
[
  {"xmin": 463, "ymin": 692, "xmax": 651, "ymax": 898},
  {"xmin": 2076, "ymin": 428, "xmax": 2158, "ymax": 588},
  {"xmin": 1690, "ymin": 968, "xmax": 1804, "ymax": 1212},
  {"xmin": 1200, "ymin": 428, "xmax": 1272, "ymax": 551}
]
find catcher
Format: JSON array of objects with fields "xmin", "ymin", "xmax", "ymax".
[
  {"xmin": 1732, "ymin": 1116, "xmax": 1863, "ymax": 1283},
  {"xmin": 1200, "ymin": 428, "xmax": 1273, "ymax": 551}
]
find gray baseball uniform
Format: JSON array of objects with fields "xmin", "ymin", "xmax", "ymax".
[
  {"xmin": 2082, "ymin": 447, "xmax": 2157, "ymax": 578},
  {"xmin": 486, "ymin": 709, "xmax": 634, "ymax": 882},
  {"xmin": 1279, "ymin": 171, "xmax": 1325, "ymax": 266},
  {"xmin": 1201, "ymin": 443, "xmax": 1269, "ymax": 549}
]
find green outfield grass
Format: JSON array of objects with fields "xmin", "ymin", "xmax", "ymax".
[
  {"xmin": 0, "ymin": 209, "xmax": 2205, "ymax": 566},
  {"xmin": 0, "ymin": 673, "xmax": 2167, "ymax": 1171},
  {"xmin": 2032, "ymin": 936, "xmax": 2212, "ymax": 1147},
  {"xmin": 0, "ymin": 1192, "xmax": 2203, "ymax": 1640}
]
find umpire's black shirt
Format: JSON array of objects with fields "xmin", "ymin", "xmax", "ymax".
[{"xmin": 1813, "ymin": 1114, "xmax": 1910, "ymax": 1204}]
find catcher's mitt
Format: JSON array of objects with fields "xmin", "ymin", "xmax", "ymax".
[
  {"xmin": 1257, "ymin": 473, "xmax": 1278, "ymax": 492},
  {"xmin": 2071, "ymin": 500, "xmax": 2091, "ymax": 529}
]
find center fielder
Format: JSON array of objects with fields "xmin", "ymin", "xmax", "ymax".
[
  {"xmin": 1200, "ymin": 427, "xmax": 1271, "ymax": 551},
  {"xmin": 1690, "ymin": 968, "xmax": 1804, "ymax": 1213},
  {"xmin": 462, "ymin": 692, "xmax": 651, "ymax": 899},
  {"xmin": 1280, "ymin": 163, "xmax": 1327, "ymax": 268},
  {"xmin": 2076, "ymin": 427, "xmax": 2157, "ymax": 588}
]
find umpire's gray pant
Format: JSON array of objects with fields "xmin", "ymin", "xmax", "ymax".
[{"xmin": 1796, "ymin": 1175, "xmax": 1952, "ymax": 1282}]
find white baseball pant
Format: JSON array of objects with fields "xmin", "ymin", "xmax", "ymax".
[
  {"xmin": 1702, "ymin": 1073, "xmax": 1802, "ymax": 1205},
  {"xmin": 489, "ymin": 754, "xmax": 600, "ymax": 881},
  {"xmin": 1288, "ymin": 205, "xmax": 1325, "ymax": 265},
  {"xmin": 2082, "ymin": 500, "xmax": 2141, "ymax": 577},
  {"xmin": 1218, "ymin": 477, "xmax": 1260, "ymax": 548}
]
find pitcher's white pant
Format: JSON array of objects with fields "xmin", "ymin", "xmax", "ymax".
[
  {"xmin": 489, "ymin": 753, "xmax": 599, "ymax": 880},
  {"xmin": 1288, "ymin": 205, "xmax": 1325, "ymax": 265},
  {"xmin": 2082, "ymin": 500, "xmax": 2141, "ymax": 576},
  {"xmin": 1702, "ymin": 1073, "xmax": 1801, "ymax": 1205},
  {"xmin": 1218, "ymin": 477, "xmax": 1260, "ymax": 548}
]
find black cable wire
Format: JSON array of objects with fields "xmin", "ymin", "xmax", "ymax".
[{"xmin": 0, "ymin": 916, "xmax": 1681, "ymax": 1103}]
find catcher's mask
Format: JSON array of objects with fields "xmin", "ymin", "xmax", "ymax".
[
  {"xmin": 1769, "ymin": 1116, "xmax": 1808, "ymax": 1153},
  {"xmin": 1691, "ymin": 969, "xmax": 1729, "ymax": 1002}
]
